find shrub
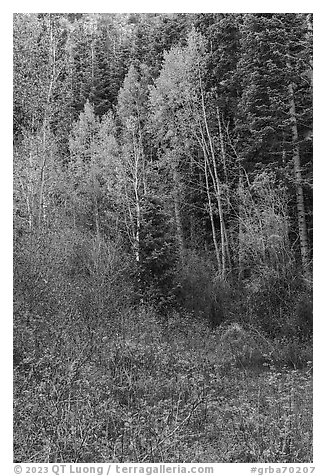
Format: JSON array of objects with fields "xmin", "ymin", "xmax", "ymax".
[
  {"xmin": 14, "ymin": 304, "xmax": 312, "ymax": 463},
  {"xmin": 174, "ymin": 250, "xmax": 233, "ymax": 327}
]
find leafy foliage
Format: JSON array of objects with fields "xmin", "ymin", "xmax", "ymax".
[
  {"xmin": 14, "ymin": 308, "xmax": 312, "ymax": 463},
  {"xmin": 13, "ymin": 13, "xmax": 313, "ymax": 463}
]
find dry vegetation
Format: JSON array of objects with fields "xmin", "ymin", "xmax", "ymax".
[{"xmin": 14, "ymin": 306, "xmax": 312, "ymax": 463}]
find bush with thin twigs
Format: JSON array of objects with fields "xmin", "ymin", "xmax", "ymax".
[{"xmin": 14, "ymin": 306, "xmax": 312, "ymax": 463}]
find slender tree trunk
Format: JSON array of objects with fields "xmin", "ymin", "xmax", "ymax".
[
  {"xmin": 91, "ymin": 169, "xmax": 100, "ymax": 241},
  {"xmin": 288, "ymin": 81, "xmax": 310, "ymax": 274},
  {"xmin": 19, "ymin": 177, "xmax": 33, "ymax": 233},
  {"xmin": 38, "ymin": 123, "xmax": 48, "ymax": 230},
  {"xmin": 92, "ymin": 194, "xmax": 101, "ymax": 276},
  {"xmin": 217, "ymin": 104, "xmax": 228, "ymax": 185},
  {"xmin": 38, "ymin": 15, "xmax": 55, "ymax": 231},
  {"xmin": 199, "ymin": 83, "xmax": 229, "ymax": 276},
  {"xmin": 94, "ymin": 197, "xmax": 100, "ymax": 238},
  {"xmin": 194, "ymin": 129, "xmax": 221, "ymax": 270},
  {"xmin": 306, "ymin": 14, "xmax": 313, "ymax": 92},
  {"xmin": 132, "ymin": 133, "xmax": 141, "ymax": 263},
  {"xmin": 91, "ymin": 39, "xmax": 95, "ymax": 88},
  {"xmin": 136, "ymin": 100, "xmax": 148, "ymax": 197},
  {"xmin": 204, "ymin": 152, "xmax": 221, "ymax": 272},
  {"xmin": 172, "ymin": 165, "xmax": 185, "ymax": 259},
  {"xmin": 237, "ymin": 168, "xmax": 245, "ymax": 281}
]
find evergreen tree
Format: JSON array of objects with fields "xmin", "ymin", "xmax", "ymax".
[
  {"xmin": 91, "ymin": 16, "xmax": 130, "ymax": 116},
  {"xmin": 13, "ymin": 13, "xmax": 313, "ymax": 337},
  {"xmin": 235, "ymin": 14, "xmax": 312, "ymax": 274},
  {"xmin": 139, "ymin": 195, "xmax": 177, "ymax": 308}
]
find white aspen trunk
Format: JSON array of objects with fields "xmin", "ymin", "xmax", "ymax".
[
  {"xmin": 38, "ymin": 124, "xmax": 47, "ymax": 229},
  {"xmin": 172, "ymin": 165, "xmax": 185, "ymax": 258},
  {"xmin": 204, "ymin": 154, "xmax": 221, "ymax": 272},
  {"xmin": 194, "ymin": 128, "xmax": 221, "ymax": 271},
  {"xmin": 216, "ymin": 104, "xmax": 228, "ymax": 184},
  {"xmin": 238, "ymin": 168, "xmax": 245, "ymax": 281},
  {"xmin": 91, "ymin": 38, "xmax": 95, "ymax": 86},
  {"xmin": 306, "ymin": 14, "xmax": 313, "ymax": 92},
  {"xmin": 91, "ymin": 167, "xmax": 101, "ymax": 256},
  {"xmin": 199, "ymin": 81, "xmax": 228, "ymax": 276},
  {"xmin": 132, "ymin": 132, "xmax": 141, "ymax": 263},
  {"xmin": 19, "ymin": 177, "xmax": 33, "ymax": 233},
  {"xmin": 223, "ymin": 220, "xmax": 232, "ymax": 271},
  {"xmin": 288, "ymin": 81, "xmax": 310, "ymax": 274},
  {"xmin": 94, "ymin": 195, "xmax": 100, "ymax": 239},
  {"xmin": 38, "ymin": 15, "xmax": 55, "ymax": 230},
  {"xmin": 136, "ymin": 101, "xmax": 148, "ymax": 197}
]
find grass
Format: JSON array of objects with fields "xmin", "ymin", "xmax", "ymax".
[{"xmin": 13, "ymin": 306, "xmax": 313, "ymax": 463}]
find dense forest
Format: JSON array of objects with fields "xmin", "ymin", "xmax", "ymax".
[{"xmin": 13, "ymin": 13, "xmax": 313, "ymax": 463}]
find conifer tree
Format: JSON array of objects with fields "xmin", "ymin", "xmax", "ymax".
[{"xmin": 235, "ymin": 13, "xmax": 312, "ymax": 275}]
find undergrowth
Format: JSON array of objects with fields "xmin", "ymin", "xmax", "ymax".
[{"xmin": 13, "ymin": 306, "xmax": 313, "ymax": 463}]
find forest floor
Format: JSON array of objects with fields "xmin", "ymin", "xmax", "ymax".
[{"xmin": 14, "ymin": 306, "xmax": 313, "ymax": 463}]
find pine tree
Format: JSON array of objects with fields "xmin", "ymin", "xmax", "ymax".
[
  {"xmin": 91, "ymin": 16, "xmax": 130, "ymax": 116},
  {"xmin": 235, "ymin": 14, "xmax": 312, "ymax": 275}
]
